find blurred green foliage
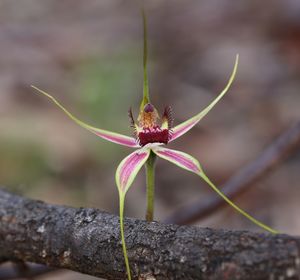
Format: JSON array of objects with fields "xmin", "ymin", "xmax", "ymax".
[
  {"xmin": 0, "ymin": 139, "xmax": 48, "ymax": 188},
  {"xmin": 75, "ymin": 48, "xmax": 140, "ymax": 129}
]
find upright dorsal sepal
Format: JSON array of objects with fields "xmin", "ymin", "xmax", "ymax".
[{"xmin": 140, "ymin": 5, "xmax": 150, "ymax": 111}]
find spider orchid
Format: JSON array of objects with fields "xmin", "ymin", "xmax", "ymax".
[{"xmin": 31, "ymin": 8, "xmax": 278, "ymax": 280}]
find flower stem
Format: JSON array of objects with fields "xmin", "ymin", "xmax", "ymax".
[{"xmin": 145, "ymin": 151, "xmax": 156, "ymax": 222}]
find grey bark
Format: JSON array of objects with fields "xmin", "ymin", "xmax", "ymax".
[{"xmin": 0, "ymin": 188, "xmax": 300, "ymax": 280}]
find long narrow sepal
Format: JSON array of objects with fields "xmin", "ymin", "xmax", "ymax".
[
  {"xmin": 140, "ymin": 6, "xmax": 150, "ymax": 111},
  {"xmin": 153, "ymin": 147, "xmax": 279, "ymax": 234},
  {"xmin": 153, "ymin": 147, "xmax": 202, "ymax": 174},
  {"xmin": 116, "ymin": 148, "xmax": 151, "ymax": 280},
  {"xmin": 199, "ymin": 172, "xmax": 279, "ymax": 234},
  {"xmin": 31, "ymin": 86, "xmax": 139, "ymax": 148},
  {"xmin": 169, "ymin": 54, "xmax": 239, "ymax": 142},
  {"xmin": 115, "ymin": 148, "xmax": 150, "ymax": 195}
]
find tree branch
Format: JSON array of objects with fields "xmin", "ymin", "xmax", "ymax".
[
  {"xmin": 0, "ymin": 189, "xmax": 300, "ymax": 279},
  {"xmin": 165, "ymin": 121, "xmax": 300, "ymax": 225}
]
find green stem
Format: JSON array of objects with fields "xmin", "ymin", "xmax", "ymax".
[
  {"xmin": 145, "ymin": 151, "xmax": 156, "ymax": 221},
  {"xmin": 119, "ymin": 195, "xmax": 132, "ymax": 280}
]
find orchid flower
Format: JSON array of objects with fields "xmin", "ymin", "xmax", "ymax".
[{"xmin": 31, "ymin": 8, "xmax": 278, "ymax": 280}]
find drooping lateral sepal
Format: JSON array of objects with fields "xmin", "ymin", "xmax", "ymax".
[
  {"xmin": 31, "ymin": 86, "xmax": 139, "ymax": 148},
  {"xmin": 115, "ymin": 148, "xmax": 151, "ymax": 195},
  {"xmin": 153, "ymin": 147, "xmax": 202, "ymax": 174},
  {"xmin": 153, "ymin": 146, "xmax": 279, "ymax": 234},
  {"xmin": 169, "ymin": 54, "xmax": 239, "ymax": 142},
  {"xmin": 199, "ymin": 172, "xmax": 279, "ymax": 234}
]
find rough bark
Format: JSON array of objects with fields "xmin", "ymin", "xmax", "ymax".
[{"xmin": 0, "ymin": 188, "xmax": 300, "ymax": 280}]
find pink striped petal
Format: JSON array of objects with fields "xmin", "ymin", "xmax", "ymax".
[
  {"xmin": 154, "ymin": 147, "xmax": 279, "ymax": 234},
  {"xmin": 92, "ymin": 131, "xmax": 138, "ymax": 148},
  {"xmin": 31, "ymin": 86, "xmax": 139, "ymax": 148},
  {"xmin": 153, "ymin": 147, "xmax": 202, "ymax": 174},
  {"xmin": 169, "ymin": 54, "xmax": 239, "ymax": 142},
  {"xmin": 116, "ymin": 148, "xmax": 150, "ymax": 195}
]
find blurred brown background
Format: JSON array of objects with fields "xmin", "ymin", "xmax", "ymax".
[{"xmin": 1, "ymin": 0, "xmax": 300, "ymax": 279}]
